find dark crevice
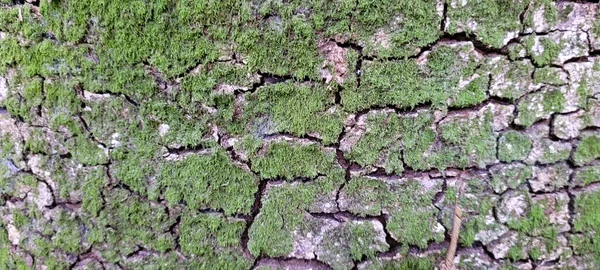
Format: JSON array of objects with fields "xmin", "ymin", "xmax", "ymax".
[
  {"xmin": 242, "ymin": 180, "xmax": 268, "ymax": 259},
  {"xmin": 440, "ymin": 2, "xmax": 448, "ymax": 32}
]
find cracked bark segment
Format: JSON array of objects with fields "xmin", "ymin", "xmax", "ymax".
[
  {"xmin": 488, "ymin": 231, "xmax": 570, "ymax": 263},
  {"xmin": 490, "ymin": 163, "xmax": 533, "ymax": 194},
  {"xmin": 453, "ymin": 247, "xmax": 500, "ymax": 269},
  {"xmin": 247, "ymin": 172, "xmax": 345, "ymax": 257},
  {"xmin": 522, "ymin": 31, "xmax": 589, "ymax": 66},
  {"xmin": 445, "ymin": 0, "xmax": 528, "ymax": 48},
  {"xmin": 552, "ymin": 103, "xmax": 600, "ymax": 140},
  {"xmin": 497, "ymin": 130, "xmax": 533, "ymax": 162},
  {"xmin": 1, "ymin": 1, "xmax": 600, "ymax": 268},
  {"xmin": 487, "ymin": 57, "xmax": 538, "ymax": 100},
  {"xmin": 524, "ymin": 1, "xmax": 598, "ymax": 34},
  {"xmin": 530, "ymin": 192, "xmax": 571, "ymax": 233},
  {"xmin": 440, "ymin": 171, "xmax": 507, "ymax": 246},
  {"xmin": 91, "ymin": 189, "xmax": 179, "ymax": 263},
  {"xmin": 311, "ymin": 218, "xmax": 389, "ymax": 270},
  {"xmin": 524, "ymin": 123, "xmax": 572, "ymax": 165},
  {"xmin": 497, "ymin": 190, "xmax": 530, "ymax": 225},
  {"xmin": 255, "ymin": 258, "xmax": 331, "ymax": 270},
  {"xmin": 515, "ymin": 86, "xmax": 571, "ymax": 128},
  {"xmin": 356, "ymin": 247, "xmax": 444, "ymax": 269},
  {"xmin": 438, "ymin": 106, "xmax": 499, "ymax": 168},
  {"xmin": 530, "ymin": 163, "xmax": 571, "ymax": 192},
  {"xmin": 339, "ymin": 174, "xmax": 445, "ymax": 248},
  {"xmin": 564, "ymin": 58, "xmax": 600, "ymax": 102},
  {"xmin": 572, "ymin": 164, "xmax": 600, "ymax": 187}
]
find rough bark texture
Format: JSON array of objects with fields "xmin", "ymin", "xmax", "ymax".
[{"xmin": 0, "ymin": 0, "xmax": 599, "ymax": 269}]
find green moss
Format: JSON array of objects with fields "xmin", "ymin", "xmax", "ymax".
[
  {"xmin": 399, "ymin": 111, "xmax": 459, "ymax": 171},
  {"xmin": 446, "ymin": 0, "xmax": 528, "ymax": 48},
  {"xmin": 498, "ymin": 131, "xmax": 533, "ymax": 162},
  {"xmin": 399, "ymin": 111, "xmax": 438, "ymax": 170},
  {"xmin": 507, "ymin": 204, "xmax": 556, "ymax": 238},
  {"xmin": 179, "ymin": 211, "xmax": 250, "ymax": 268},
  {"xmin": 141, "ymin": 99, "xmax": 209, "ymax": 148},
  {"xmin": 574, "ymin": 135, "xmax": 600, "ymax": 166},
  {"xmin": 81, "ymin": 167, "xmax": 107, "ymax": 216},
  {"xmin": 490, "ymin": 164, "xmax": 533, "ymax": 193},
  {"xmin": 507, "ymin": 243, "xmax": 527, "ymax": 262},
  {"xmin": 347, "ymin": 112, "xmax": 402, "ymax": 171},
  {"xmin": 516, "ymin": 88, "xmax": 565, "ymax": 127},
  {"xmin": 572, "ymin": 188, "xmax": 600, "ymax": 260},
  {"xmin": 242, "ymin": 82, "xmax": 342, "ymax": 144},
  {"xmin": 252, "ymin": 142, "xmax": 335, "ymax": 180},
  {"xmin": 12, "ymin": 211, "xmax": 28, "ymax": 230},
  {"xmin": 93, "ymin": 189, "xmax": 177, "ymax": 260},
  {"xmin": 67, "ymin": 136, "xmax": 108, "ymax": 166},
  {"xmin": 525, "ymin": 36, "xmax": 564, "ymax": 67},
  {"xmin": 158, "ymin": 150, "xmax": 258, "ymax": 215},
  {"xmin": 236, "ymin": 16, "xmax": 322, "ymax": 80},
  {"xmin": 355, "ymin": 0, "xmax": 442, "ymax": 58},
  {"xmin": 52, "ymin": 210, "xmax": 86, "ymax": 254},
  {"xmin": 439, "ymin": 111, "xmax": 497, "ymax": 168},
  {"xmin": 342, "ymin": 43, "xmax": 486, "ymax": 112},
  {"xmin": 533, "ymin": 67, "xmax": 566, "ymax": 86},
  {"xmin": 248, "ymin": 171, "xmax": 344, "ymax": 257},
  {"xmin": 343, "ymin": 177, "xmax": 444, "ymax": 248},
  {"xmin": 573, "ymin": 165, "xmax": 600, "ymax": 187}
]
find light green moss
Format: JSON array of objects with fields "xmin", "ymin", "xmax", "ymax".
[
  {"xmin": 248, "ymin": 171, "xmax": 344, "ymax": 257},
  {"xmin": 347, "ymin": 112, "xmax": 402, "ymax": 171},
  {"xmin": 446, "ymin": 0, "xmax": 528, "ymax": 48},
  {"xmin": 355, "ymin": 0, "xmax": 442, "ymax": 58},
  {"xmin": 439, "ymin": 111, "xmax": 497, "ymax": 168},
  {"xmin": 178, "ymin": 211, "xmax": 251, "ymax": 269},
  {"xmin": 573, "ymin": 165, "xmax": 600, "ymax": 187},
  {"xmin": 158, "ymin": 150, "xmax": 258, "ymax": 215},
  {"xmin": 342, "ymin": 43, "xmax": 486, "ymax": 112},
  {"xmin": 243, "ymin": 82, "xmax": 343, "ymax": 144},
  {"xmin": 343, "ymin": 177, "xmax": 444, "ymax": 248},
  {"xmin": 251, "ymin": 142, "xmax": 335, "ymax": 180}
]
